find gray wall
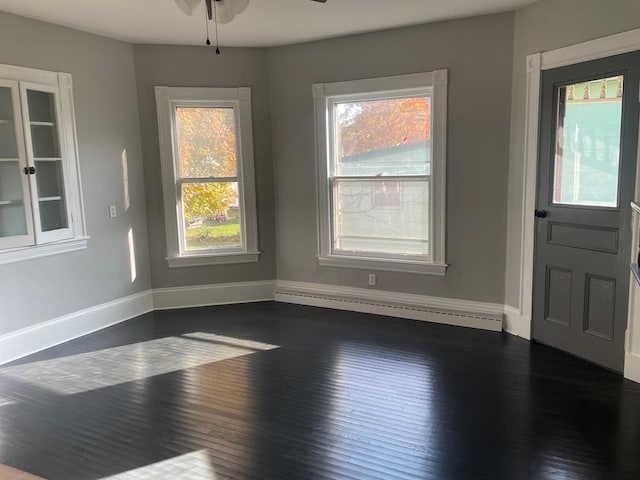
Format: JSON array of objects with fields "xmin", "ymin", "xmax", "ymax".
[
  {"xmin": 504, "ymin": 0, "xmax": 640, "ymax": 308},
  {"xmin": 0, "ymin": 13, "xmax": 151, "ymax": 335},
  {"xmin": 8, "ymin": 1, "xmax": 631, "ymax": 336},
  {"xmin": 133, "ymin": 45, "xmax": 276, "ymax": 288},
  {"xmin": 269, "ymin": 13, "xmax": 514, "ymax": 304}
]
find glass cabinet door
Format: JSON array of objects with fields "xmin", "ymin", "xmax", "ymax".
[
  {"xmin": 21, "ymin": 83, "xmax": 72, "ymax": 243},
  {"xmin": 0, "ymin": 81, "xmax": 34, "ymax": 249}
]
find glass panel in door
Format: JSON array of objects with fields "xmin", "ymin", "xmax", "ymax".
[
  {"xmin": 0, "ymin": 86, "xmax": 19, "ymax": 159},
  {"xmin": 0, "ymin": 85, "xmax": 30, "ymax": 244},
  {"xmin": 25, "ymin": 89, "xmax": 69, "ymax": 234},
  {"xmin": 35, "ymin": 160, "xmax": 68, "ymax": 231},
  {"xmin": 0, "ymin": 161, "xmax": 27, "ymax": 238},
  {"xmin": 552, "ymin": 76, "xmax": 624, "ymax": 207}
]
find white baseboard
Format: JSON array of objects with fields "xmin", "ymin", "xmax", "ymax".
[
  {"xmin": 274, "ymin": 280, "xmax": 503, "ymax": 331},
  {"xmin": 152, "ymin": 280, "xmax": 275, "ymax": 310},
  {"xmin": 503, "ymin": 305, "xmax": 532, "ymax": 340},
  {"xmin": 0, "ymin": 291, "xmax": 153, "ymax": 365},
  {"xmin": 0, "ymin": 279, "xmax": 524, "ymax": 366},
  {"xmin": 624, "ymin": 352, "xmax": 640, "ymax": 384}
]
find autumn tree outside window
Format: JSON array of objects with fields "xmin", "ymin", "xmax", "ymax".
[
  {"xmin": 314, "ymin": 71, "xmax": 448, "ymax": 275},
  {"xmin": 155, "ymin": 87, "xmax": 259, "ymax": 268}
]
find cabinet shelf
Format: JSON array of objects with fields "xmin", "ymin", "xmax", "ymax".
[
  {"xmin": 38, "ymin": 196, "xmax": 62, "ymax": 202},
  {"xmin": 33, "ymin": 157, "xmax": 62, "ymax": 162},
  {"xmin": 0, "ymin": 119, "xmax": 12, "ymax": 124},
  {"xmin": 30, "ymin": 121, "xmax": 55, "ymax": 127},
  {"xmin": 0, "ymin": 200, "xmax": 23, "ymax": 206}
]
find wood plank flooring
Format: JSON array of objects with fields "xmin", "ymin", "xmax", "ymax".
[{"xmin": 1, "ymin": 302, "xmax": 640, "ymax": 479}]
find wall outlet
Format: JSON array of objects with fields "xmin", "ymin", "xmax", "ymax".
[
  {"xmin": 109, "ymin": 205, "xmax": 117, "ymax": 218},
  {"xmin": 368, "ymin": 273, "xmax": 376, "ymax": 286}
]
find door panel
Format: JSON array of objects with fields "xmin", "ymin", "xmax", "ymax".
[{"xmin": 533, "ymin": 52, "xmax": 640, "ymax": 372}]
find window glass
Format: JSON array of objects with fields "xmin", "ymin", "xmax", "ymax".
[
  {"xmin": 334, "ymin": 179, "xmax": 429, "ymax": 256},
  {"xmin": 332, "ymin": 96, "xmax": 431, "ymax": 257},
  {"xmin": 182, "ymin": 181, "xmax": 241, "ymax": 251},
  {"xmin": 335, "ymin": 97, "xmax": 430, "ymax": 176},
  {"xmin": 176, "ymin": 107, "xmax": 237, "ymax": 178},
  {"xmin": 553, "ymin": 76, "xmax": 623, "ymax": 207}
]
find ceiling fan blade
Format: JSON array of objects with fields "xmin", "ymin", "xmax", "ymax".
[
  {"xmin": 175, "ymin": 0, "xmax": 202, "ymax": 16},
  {"xmin": 310, "ymin": 0, "xmax": 328, "ymax": 3}
]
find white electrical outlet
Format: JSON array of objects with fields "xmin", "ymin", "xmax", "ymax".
[
  {"xmin": 368, "ymin": 273, "xmax": 376, "ymax": 286},
  {"xmin": 109, "ymin": 205, "xmax": 117, "ymax": 218}
]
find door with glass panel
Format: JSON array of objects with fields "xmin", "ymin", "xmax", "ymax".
[
  {"xmin": 0, "ymin": 80, "xmax": 33, "ymax": 249},
  {"xmin": 533, "ymin": 52, "xmax": 640, "ymax": 371},
  {"xmin": 20, "ymin": 82, "xmax": 72, "ymax": 243}
]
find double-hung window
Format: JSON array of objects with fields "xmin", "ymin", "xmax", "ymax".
[
  {"xmin": 155, "ymin": 87, "xmax": 259, "ymax": 267},
  {"xmin": 0, "ymin": 64, "xmax": 86, "ymax": 265},
  {"xmin": 314, "ymin": 70, "xmax": 448, "ymax": 275}
]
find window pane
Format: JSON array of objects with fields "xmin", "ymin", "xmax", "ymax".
[
  {"xmin": 39, "ymin": 198, "xmax": 68, "ymax": 231},
  {"xmin": 35, "ymin": 160, "xmax": 65, "ymax": 198},
  {"xmin": 335, "ymin": 97, "xmax": 430, "ymax": 176},
  {"xmin": 27, "ymin": 90, "xmax": 61, "ymax": 158},
  {"xmin": 176, "ymin": 107, "xmax": 238, "ymax": 178},
  {"xmin": 553, "ymin": 76, "xmax": 623, "ymax": 207},
  {"xmin": 30, "ymin": 124, "xmax": 60, "ymax": 158},
  {"xmin": 182, "ymin": 181, "xmax": 241, "ymax": 250},
  {"xmin": 27, "ymin": 90, "xmax": 56, "ymax": 123},
  {"xmin": 0, "ymin": 87, "xmax": 18, "ymax": 159},
  {"xmin": 0, "ymin": 161, "xmax": 27, "ymax": 237},
  {"xmin": 334, "ymin": 179, "xmax": 429, "ymax": 256}
]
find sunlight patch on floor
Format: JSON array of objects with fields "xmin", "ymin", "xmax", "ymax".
[
  {"xmin": 0, "ymin": 333, "xmax": 278, "ymax": 396},
  {"xmin": 100, "ymin": 450, "xmax": 216, "ymax": 479}
]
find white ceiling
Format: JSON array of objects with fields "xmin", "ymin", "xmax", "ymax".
[{"xmin": 0, "ymin": 0, "xmax": 538, "ymax": 47}]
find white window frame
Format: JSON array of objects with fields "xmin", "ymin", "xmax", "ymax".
[
  {"xmin": 313, "ymin": 70, "xmax": 448, "ymax": 276},
  {"xmin": 155, "ymin": 86, "xmax": 259, "ymax": 268},
  {"xmin": 0, "ymin": 64, "xmax": 88, "ymax": 266}
]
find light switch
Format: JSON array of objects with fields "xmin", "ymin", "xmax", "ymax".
[{"xmin": 109, "ymin": 205, "xmax": 117, "ymax": 218}]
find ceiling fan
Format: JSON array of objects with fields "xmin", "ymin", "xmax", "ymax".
[
  {"xmin": 175, "ymin": 0, "xmax": 327, "ymax": 25},
  {"xmin": 175, "ymin": 0, "xmax": 327, "ymax": 54}
]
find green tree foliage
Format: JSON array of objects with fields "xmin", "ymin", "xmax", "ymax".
[
  {"xmin": 176, "ymin": 107, "xmax": 238, "ymax": 223},
  {"xmin": 338, "ymin": 97, "xmax": 430, "ymax": 158}
]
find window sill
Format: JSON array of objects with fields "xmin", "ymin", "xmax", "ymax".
[
  {"xmin": 318, "ymin": 254, "xmax": 447, "ymax": 276},
  {"xmin": 167, "ymin": 251, "xmax": 261, "ymax": 268},
  {"xmin": 0, "ymin": 237, "xmax": 90, "ymax": 266}
]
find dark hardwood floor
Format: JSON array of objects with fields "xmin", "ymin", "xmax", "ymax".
[{"xmin": 1, "ymin": 302, "xmax": 640, "ymax": 479}]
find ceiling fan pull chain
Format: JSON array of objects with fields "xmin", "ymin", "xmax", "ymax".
[
  {"xmin": 213, "ymin": 0, "xmax": 221, "ymax": 54},
  {"xmin": 204, "ymin": 4, "xmax": 211, "ymax": 46}
]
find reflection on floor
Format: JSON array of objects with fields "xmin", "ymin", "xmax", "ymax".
[
  {"xmin": 101, "ymin": 451, "xmax": 215, "ymax": 480},
  {"xmin": 0, "ymin": 333, "xmax": 278, "ymax": 395},
  {"xmin": 0, "ymin": 301, "xmax": 639, "ymax": 480}
]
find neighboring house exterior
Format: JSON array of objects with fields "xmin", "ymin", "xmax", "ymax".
[{"xmin": 335, "ymin": 140, "xmax": 430, "ymax": 255}]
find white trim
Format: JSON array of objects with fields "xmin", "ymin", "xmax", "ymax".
[
  {"xmin": 541, "ymin": 28, "xmax": 640, "ymax": 71},
  {"xmin": 624, "ymin": 352, "xmax": 640, "ymax": 384},
  {"xmin": 0, "ymin": 236, "xmax": 89, "ymax": 266},
  {"xmin": 0, "ymin": 279, "xmax": 519, "ymax": 365},
  {"xmin": 313, "ymin": 70, "xmax": 447, "ymax": 274},
  {"xmin": 0, "ymin": 291, "xmax": 153, "ymax": 365},
  {"xmin": 275, "ymin": 280, "xmax": 503, "ymax": 331},
  {"xmin": 167, "ymin": 251, "xmax": 260, "ymax": 268},
  {"xmin": 153, "ymin": 280, "xmax": 275, "ymax": 310},
  {"xmin": 517, "ymin": 53, "xmax": 541, "ymax": 340},
  {"xmin": 317, "ymin": 255, "xmax": 446, "ymax": 275},
  {"xmin": 154, "ymin": 86, "xmax": 259, "ymax": 267},
  {"xmin": 518, "ymin": 28, "xmax": 640, "ymax": 342},
  {"xmin": 58, "ymin": 72, "xmax": 87, "ymax": 240},
  {"xmin": 503, "ymin": 305, "xmax": 531, "ymax": 340}
]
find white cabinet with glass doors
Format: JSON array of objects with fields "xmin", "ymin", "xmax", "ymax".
[{"xmin": 0, "ymin": 64, "xmax": 85, "ymax": 260}]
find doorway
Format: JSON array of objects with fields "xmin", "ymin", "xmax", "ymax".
[{"xmin": 533, "ymin": 51, "xmax": 640, "ymax": 372}]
